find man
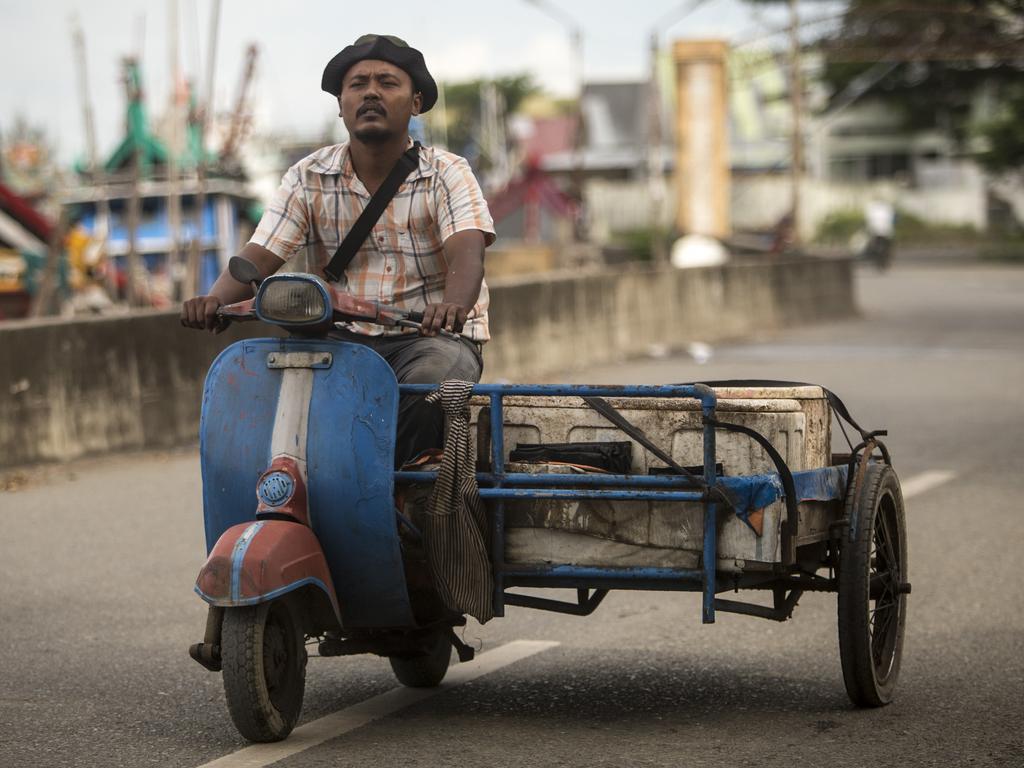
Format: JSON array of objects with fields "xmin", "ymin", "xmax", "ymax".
[
  {"xmin": 181, "ymin": 34, "xmax": 495, "ymax": 466},
  {"xmin": 863, "ymin": 197, "xmax": 895, "ymax": 269}
]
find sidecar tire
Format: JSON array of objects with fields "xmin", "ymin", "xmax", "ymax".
[
  {"xmin": 221, "ymin": 601, "xmax": 307, "ymax": 742},
  {"xmin": 389, "ymin": 631, "xmax": 452, "ymax": 688},
  {"xmin": 838, "ymin": 462, "xmax": 908, "ymax": 707}
]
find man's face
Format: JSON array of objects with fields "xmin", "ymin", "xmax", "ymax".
[{"xmin": 339, "ymin": 59, "xmax": 421, "ymax": 145}]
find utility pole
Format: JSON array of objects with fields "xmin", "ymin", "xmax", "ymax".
[
  {"xmin": 647, "ymin": 30, "xmax": 666, "ymax": 260},
  {"xmin": 523, "ymin": 0, "xmax": 584, "ymax": 238},
  {"xmin": 479, "ymin": 82, "xmax": 510, "ymax": 194},
  {"xmin": 570, "ymin": 24, "xmax": 584, "ymax": 235},
  {"xmin": 123, "ymin": 57, "xmax": 143, "ymax": 307},
  {"xmin": 167, "ymin": 0, "xmax": 184, "ymax": 299},
  {"xmin": 788, "ymin": 0, "xmax": 803, "ymax": 246},
  {"xmin": 71, "ymin": 15, "xmax": 115, "ymax": 300},
  {"xmin": 29, "ymin": 208, "xmax": 70, "ymax": 318},
  {"xmin": 220, "ymin": 43, "xmax": 259, "ymax": 163},
  {"xmin": 434, "ymin": 80, "xmax": 449, "ymax": 151},
  {"xmin": 189, "ymin": 0, "xmax": 220, "ymax": 297}
]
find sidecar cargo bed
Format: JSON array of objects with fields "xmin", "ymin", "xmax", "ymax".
[{"xmin": 468, "ymin": 386, "xmax": 834, "ymax": 569}]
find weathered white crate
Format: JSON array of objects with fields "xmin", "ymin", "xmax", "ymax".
[{"xmin": 470, "ymin": 386, "xmax": 830, "ymax": 570}]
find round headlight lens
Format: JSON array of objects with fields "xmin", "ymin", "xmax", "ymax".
[{"xmin": 257, "ymin": 279, "xmax": 327, "ymax": 324}]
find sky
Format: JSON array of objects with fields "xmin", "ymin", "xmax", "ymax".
[{"xmin": 1, "ymin": 0, "xmax": 805, "ymax": 164}]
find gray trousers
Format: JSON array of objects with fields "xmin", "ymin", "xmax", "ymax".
[{"xmin": 331, "ymin": 329, "xmax": 484, "ymax": 467}]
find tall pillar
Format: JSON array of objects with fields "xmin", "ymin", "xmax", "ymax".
[{"xmin": 673, "ymin": 40, "xmax": 730, "ymax": 239}]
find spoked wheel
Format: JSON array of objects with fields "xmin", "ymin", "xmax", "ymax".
[
  {"xmin": 389, "ymin": 631, "xmax": 452, "ymax": 688},
  {"xmin": 838, "ymin": 462, "xmax": 909, "ymax": 707},
  {"xmin": 221, "ymin": 600, "xmax": 307, "ymax": 742}
]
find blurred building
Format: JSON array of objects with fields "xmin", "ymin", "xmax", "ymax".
[
  {"xmin": 0, "ymin": 181, "xmax": 54, "ymax": 318},
  {"xmin": 503, "ymin": 42, "xmax": 1019, "ymax": 245}
]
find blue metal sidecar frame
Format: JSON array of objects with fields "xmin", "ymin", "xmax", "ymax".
[{"xmin": 397, "ymin": 383, "xmax": 850, "ymax": 625}]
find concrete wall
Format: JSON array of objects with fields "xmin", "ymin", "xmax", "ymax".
[
  {"xmin": 0, "ymin": 257, "xmax": 855, "ymax": 468},
  {"xmin": 0, "ymin": 312, "xmax": 279, "ymax": 469},
  {"xmin": 485, "ymin": 257, "xmax": 854, "ymax": 378}
]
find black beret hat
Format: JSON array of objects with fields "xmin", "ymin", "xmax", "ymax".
[{"xmin": 321, "ymin": 34, "xmax": 438, "ymax": 112}]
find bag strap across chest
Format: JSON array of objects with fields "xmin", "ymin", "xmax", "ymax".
[{"xmin": 323, "ymin": 142, "xmax": 420, "ymax": 283}]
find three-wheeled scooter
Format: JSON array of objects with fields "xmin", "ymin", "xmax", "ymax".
[{"xmin": 189, "ymin": 259, "xmax": 909, "ymax": 743}]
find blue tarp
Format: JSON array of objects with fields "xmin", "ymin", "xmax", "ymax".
[{"xmin": 718, "ymin": 465, "xmax": 848, "ymax": 532}]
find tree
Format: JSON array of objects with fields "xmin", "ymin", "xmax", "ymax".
[
  {"xmin": 437, "ymin": 74, "xmax": 541, "ymax": 165},
  {"xmin": 817, "ymin": 1, "xmax": 1024, "ymax": 168},
  {"xmin": 976, "ymin": 85, "xmax": 1024, "ymax": 172}
]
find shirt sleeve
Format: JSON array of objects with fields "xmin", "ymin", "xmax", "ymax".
[
  {"xmin": 248, "ymin": 163, "xmax": 310, "ymax": 261},
  {"xmin": 434, "ymin": 157, "xmax": 497, "ymax": 247}
]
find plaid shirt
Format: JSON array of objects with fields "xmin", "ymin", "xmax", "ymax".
[{"xmin": 251, "ymin": 141, "xmax": 496, "ymax": 340}]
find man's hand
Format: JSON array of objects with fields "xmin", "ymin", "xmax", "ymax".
[
  {"xmin": 179, "ymin": 244, "xmax": 285, "ymax": 332},
  {"xmin": 426, "ymin": 230, "xmax": 486, "ymax": 337},
  {"xmin": 180, "ymin": 295, "xmax": 225, "ymax": 332},
  {"xmin": 420, "ymin": 302, "xmax": 469, "ymax": 336}
]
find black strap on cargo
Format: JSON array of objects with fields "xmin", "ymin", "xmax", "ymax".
[
  {"xmin": 677, "ymin": 378, "xmax": 893, "ymax": 556},
  {"xmin": 581, "ymin": 396, "xmax": 703, "ymax": 481},
  {"xmin": 581, "ymin": 395, "xmax": 741, "ymax": 519},
  {"xmin": 323, "ymin": 142, "xmax": 420, "ymax": 283},
  {"xmin": 701, "ymin": 413, "xmax": 800, "ymax": 554},
  {"xmin": 681, "ymin": 378, "xmax": 883, "ymax": 444},
  {"xmin": 583, "ymin": 390, "xmax": 800, "ymax": 556}
]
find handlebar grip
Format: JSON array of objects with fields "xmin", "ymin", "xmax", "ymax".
[{"xmin": 406, "ymin": 310, "xmax": 424, "ymax": 323}]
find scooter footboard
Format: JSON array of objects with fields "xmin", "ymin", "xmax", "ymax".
[{"xmin": 195, "ymin": 520, "xmax": 340, "ymax": 620}]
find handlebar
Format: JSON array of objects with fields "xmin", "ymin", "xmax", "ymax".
[{"xmin": 213, "ymin": 299, "xmax": 447, "ymax": 336}]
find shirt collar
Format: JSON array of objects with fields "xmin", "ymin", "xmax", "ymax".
[{"xmin": 308, "ymin": 139, "xmax": 436, "ymax": 182}]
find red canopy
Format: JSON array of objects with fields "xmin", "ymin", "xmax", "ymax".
[{"xmin": 0, "ymin": 182, "xmax": 54, "ymax": 244}]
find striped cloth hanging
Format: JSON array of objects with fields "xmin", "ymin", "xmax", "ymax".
[{"xmin": 423, "ymin": 380, "xmax": 494, "ymax": 623}]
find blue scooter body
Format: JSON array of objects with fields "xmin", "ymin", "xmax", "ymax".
[{"xmin": 199, "ymin": 337, "xmax": 416, "ymax": 629}]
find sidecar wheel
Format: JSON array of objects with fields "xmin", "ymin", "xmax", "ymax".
[
  {"xmin": 221, "ymin": 601, "xmax": 307, "ymax": 742},
  {"xmin": 838, "ymin": 463, "xmax": 908, "ymax": 707},
  {"xmin": 389, "ymin": 631, "xmax": 452, "ymax": 688}
]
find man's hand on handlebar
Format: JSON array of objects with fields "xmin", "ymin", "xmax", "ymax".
[
  {"xmin": 419, "ymin": 302, "xmax": 468, "ymax": 337},
  {"xmin": 181, "ymin": 295, "xmax": 227, "ymax": 332},
  {"xmin": 180, "ymin": 245, "xmax": 284, "ymax": 332}
]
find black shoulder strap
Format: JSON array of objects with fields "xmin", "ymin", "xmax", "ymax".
[{"xmin": 323, "ymin": 142, "xmax": 420, "ymax": 283}]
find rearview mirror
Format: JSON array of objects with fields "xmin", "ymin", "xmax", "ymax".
[{"xmin": 229, "ymin": 256, "xmax": 262, "ymax": 288}]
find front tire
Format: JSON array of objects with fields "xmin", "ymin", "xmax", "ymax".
[
  {"xmin": 838, "ymin": 462, "xmax": 908, "ymax": 707},
  {"xmin": 221, "ymin": 600, "xmax": 307, "ymax": 742},
  {"xmin": 389, "ymin": 631, "xmax": 452, "ymax": 688}
]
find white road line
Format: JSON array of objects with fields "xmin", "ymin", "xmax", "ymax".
[
  {"xmin": 195, "ymin": 639, "xmax": 559, "ymax": 768},
  {"xmin": 901, "ymin": 470, "xmax": 956, "ymax": 500}
]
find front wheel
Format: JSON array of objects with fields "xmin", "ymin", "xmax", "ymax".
[
  {"xmin": 221, "ymin": 600, "xmax": 307, "ymax": 742},
  {"xmin": 838, "ymin": 462, "xmax": 908, "ymax": 707},
  {"xmin": 389, "ymin": 631, "xmax": 452, "ymax": 688}
]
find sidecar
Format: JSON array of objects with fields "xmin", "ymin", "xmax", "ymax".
[{"xmin": 396, "ymin": 381, "xmax": 908, "ymax": 709}]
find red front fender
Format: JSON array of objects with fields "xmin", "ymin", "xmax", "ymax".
[{"xmin": 195, "ymin": 520, "xmax": 340, "ymax": 620}]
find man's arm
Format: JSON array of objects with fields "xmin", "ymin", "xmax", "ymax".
[
  {"xmin": 420, "ymin": 229, "xmax": 485, "ymax": 336},
  {"xmin": 180, "ymin": 243, "xmax": 285, "ymax": 331}
]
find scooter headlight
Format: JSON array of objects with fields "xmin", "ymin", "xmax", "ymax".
[{"xmin": 255, "ymin": 275, "xmax": 330, "ymax": 326}]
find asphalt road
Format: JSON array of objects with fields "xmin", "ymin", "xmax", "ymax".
[{"xmin": 2, "ymin": 263, "xmax": 1022, "ymax": 767}]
